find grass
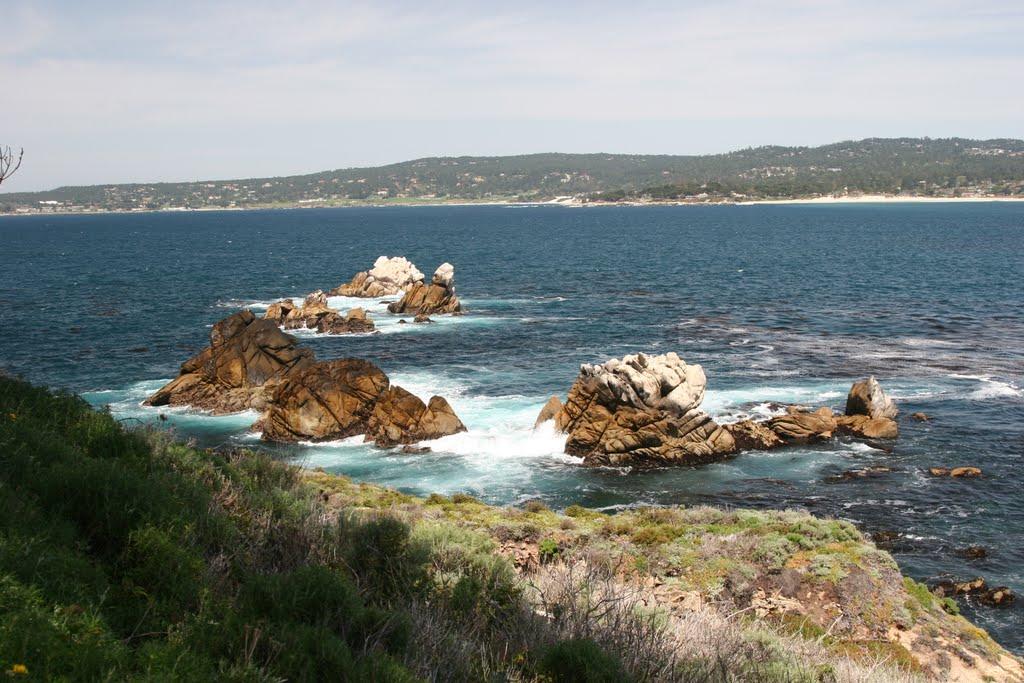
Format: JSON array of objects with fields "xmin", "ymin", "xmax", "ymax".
[{"xmin": 0, "ymin": 376, "xmax": 1010, "ymax": 682}]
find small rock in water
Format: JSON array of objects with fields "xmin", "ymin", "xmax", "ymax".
[
  {"xmin": 911, "ymin": 412, "xmax": 931, "ymax": 421},
  {"xmin": 929, "ymin": 467, "xmax": 950, "ymax": 476},
  {"xmin": 980, "ymin": 587, "xmax": 1015, "ymax": 607},
  {"xmin": 950, "ymin": 466, "xmax": 982, "ymax": 478},
  {"xmin": 954, "ymin": 545, "xmax": 989, "ymax": 560},
  {"xmin": 400, "ymin": 445, "xmax": 432, "ymax": 454}
]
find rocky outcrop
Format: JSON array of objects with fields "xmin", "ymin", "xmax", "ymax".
[
  {"xmin": 364, "ymin": 387, "xmax": 466, "ymax": 447},
  {"xmin": 258, "ymin": 358, "xmax": 465, "ymax": 446},
  {"xmin": 539, "ymin": 353, "xmax": 734, "ymax": 466},
  {"xmin": 331, "ymin": 256, "xmax": 425, "ymax": 297},
  {"xmin": 387, "ymin": 263, "xmax": 462, "ymax": 316},
  {"xmin": 316, "ymin": 308, "xmax": 375, "ymax": 335},
  {"xmin": 145, "ymin": 310, "xmax": 314, "ymax": 414},
  {"xmin": 539, "ymin": 354, "xmax": 902, "ymax": 466}
]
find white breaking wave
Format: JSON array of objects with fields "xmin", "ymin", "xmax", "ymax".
[{"xmin": 948, "ymin": 374, "xmax": 1023, "ymax": 400}]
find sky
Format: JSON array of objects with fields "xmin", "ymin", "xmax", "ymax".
[{"xmin": 3, "ymin": 0, "xmax": 1023, "ymax": 192}]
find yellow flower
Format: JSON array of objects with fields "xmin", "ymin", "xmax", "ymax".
[
  {"xmin": 9, "ymin": 663, "xmax": 28, "ymax": 675},
  {"xmin": 6, "ymin": 413, "xmax": 15, "ymax": 421}
]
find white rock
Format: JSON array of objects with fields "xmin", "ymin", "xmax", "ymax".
[
  {"xmin": 579, "ymin": 352, "xmax": 706, "ymax": 415},
  {"xmin": 368, "ymin": 256, "xmax": 424, "ymax": 289},
  {"xmin": 432, "ymin": 262, "xmax": 455, "ymax": 288}
]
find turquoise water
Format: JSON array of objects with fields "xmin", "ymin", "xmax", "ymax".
[{"xmin": 1, "ymin": 203, "xmax": 1022, "ymax": 650}]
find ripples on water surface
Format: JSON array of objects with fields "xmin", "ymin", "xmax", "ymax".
[{"xmin": 1, "ymin": 204, "xmax": 1022, "ymax": 650}]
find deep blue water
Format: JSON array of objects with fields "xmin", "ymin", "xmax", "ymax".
[{"xmin": 2, "ymin": 204, "xmax": 1023, "ymax": 651}]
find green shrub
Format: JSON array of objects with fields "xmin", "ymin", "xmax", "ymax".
[{"xmin": 539, "ymin": 638, "xmax": 630, "ymax": 682}]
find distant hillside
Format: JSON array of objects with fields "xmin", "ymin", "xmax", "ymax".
[{"xmin": 3, "ymin": 137, "xmax": 1024, "ymax": 213}]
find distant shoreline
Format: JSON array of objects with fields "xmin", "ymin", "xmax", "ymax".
[{"xmin": 3, "ymin": 194, "xmax": 1024, "ymax": 218}]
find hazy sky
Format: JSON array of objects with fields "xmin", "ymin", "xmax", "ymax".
[{"xmin": 3, "ymin": 0, "xmax": 1023, "ymax": 191}]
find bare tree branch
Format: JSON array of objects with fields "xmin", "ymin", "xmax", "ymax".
[{"xmin": 0, "ymin": 146, "xmax": 24, "ymax": 186}]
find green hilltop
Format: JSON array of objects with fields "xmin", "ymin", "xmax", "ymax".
[{"xmin": 3, "ymin": 137, "xmax": 1024, "ymax": 213}]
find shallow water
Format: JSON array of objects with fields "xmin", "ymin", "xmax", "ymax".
[{"xmin": 1, "ymin": 204, "xmax": 1022, "ymax": 650}]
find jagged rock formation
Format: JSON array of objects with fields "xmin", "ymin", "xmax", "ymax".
[
  {"xmin": 538, "ymin": 352, "xmax": 734, "ymax": 466},
  {"xmin": 258, "ymin": 358, "xmax": 465, "ymax": 445},
  {"xmin": 145, "ymin": 310, "xmax": 313, "ymax": 414},
  {"xmin": 538, "ymin": 356, "xmax": 901, "ymax": 466},
  {"xmin": 331, "ymin": 256, "xmax": 425, "ymax": 297},
  {"xmin": 387, "ymin": 263, "xmax": 462, "ymax": 316}
]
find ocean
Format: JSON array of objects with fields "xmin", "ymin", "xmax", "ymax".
[{"xmin": 1, "ymin": 203, "xmax": 1022, "ymax": 651}]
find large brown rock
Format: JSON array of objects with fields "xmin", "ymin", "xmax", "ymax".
[
  {"xmin": 387, "ymin": 263, "xmax": 462, "ymax": 315},
  {"xmin": 845, "ymin": 377, "xmax": 898, "ymax": 419},
  {"xmin": 364, "ymin": 386, "xmax": 467, "ymax": 447},
  {"xmin": 259, "ymin": 358, "xmax": 389, "ymax": 442},
  {"xmin": 316, "ymin": 308, "xmax": 375, "ymax": 335},
  {"xmin": 145, "ymin": 310, "xmax": 314, "ymax": 414},
  {"xmin": 768, "ymin": 407, "xmax": 837, "ymax": 442}
]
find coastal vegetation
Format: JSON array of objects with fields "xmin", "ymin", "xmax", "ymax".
[
  {"xmin": 2, "ymin": 375, "xmax": 1021, "ymax": 681},
  {"xmin": 3, "ymin": 138, "xmax": 1023, "ymax": 214}
]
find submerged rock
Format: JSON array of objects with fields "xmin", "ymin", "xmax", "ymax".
[
  {"xmin": 331, "ymin": 256, "xmax": 425, "ymax": 297},
  {"xmin": 316, "ymin": 307, "xmax": 375, "ymax": 335},
  {"xmin": 387, "ymin": 263, "xmax": 462, "ymax": 316},
  {"xmin": 145, "ymin": 310, "xmax": 314, "ymax": 414},
  {"xmin": 951, "ymin": 466, "xmax": 982, "ymax": 478}
]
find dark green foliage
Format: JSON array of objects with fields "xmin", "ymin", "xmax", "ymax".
[
  {"xmin": 0, "ymin": 376, "xmax": 419, "ymax": 679},
  {"xmin": 539, "ymin": 638, "xmax": 631, "ymax": 682}
]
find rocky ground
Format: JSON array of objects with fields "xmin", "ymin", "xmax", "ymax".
[{"xmin": 305, "ymin": 469, "xmax": 1024, "ymax": 682}]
